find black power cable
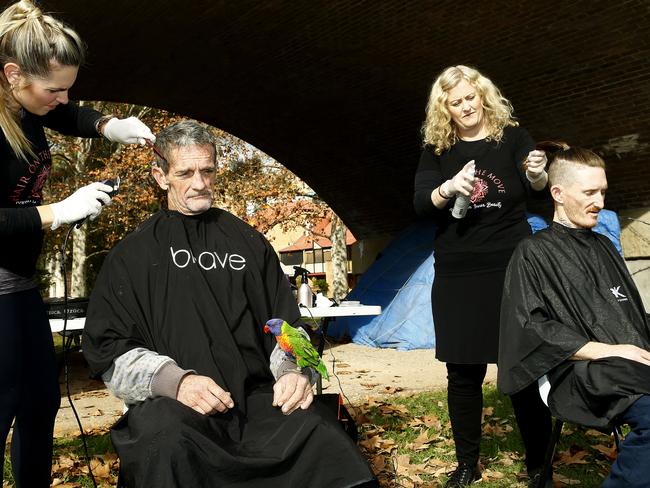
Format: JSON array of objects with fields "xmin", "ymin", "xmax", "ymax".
[
  {"xmin": 56, "ymin": 177, "xmax": 119, "ymax": 486},
  {"xmin": 299, "ymin": 304, "xmax": 357, "ymax": 416},
  {"xmin": 59, "ymin": 224, "xmax": 98, "ymax": 488}
]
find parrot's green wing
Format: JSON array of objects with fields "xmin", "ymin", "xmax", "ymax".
[{"xmin": 281, "ymin": 322, "xmax": 329, "ymax": 380}]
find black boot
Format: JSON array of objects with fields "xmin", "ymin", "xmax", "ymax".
[
  {"xmin": 445, "ymin": 462, "xmax": 481, "ymax": 487},
  {"xmin": 527, "ymin": 467, "xmax": 553, "ymax": 488}
]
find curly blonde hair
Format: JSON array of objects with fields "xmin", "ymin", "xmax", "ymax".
[{"xmin": 421, "ymin": 65, "xmax": 518, "ymax": 154}]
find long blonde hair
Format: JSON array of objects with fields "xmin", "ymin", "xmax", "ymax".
[
  {"xmin": 421, "ymin": 65, "xmax": 518, "ymax": 154},
  {"xmin": 0, "ymin": 0, "xmax": 85, "ymax": 161}
]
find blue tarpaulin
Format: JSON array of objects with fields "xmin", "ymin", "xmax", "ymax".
[
  {"xmin": 524, "ymin": 209, "xmax": 622, "ymax": 254},
  {"xmin": 327, "ymin": 220, "xmax": 437, "ymax": 350},
  {"xmin": 328, "ymin": 211, "xmax": 622, "ymax": 350},
  {"xmin": 594, "ymin": 209, "xmax": 623, "ymax": 255}
]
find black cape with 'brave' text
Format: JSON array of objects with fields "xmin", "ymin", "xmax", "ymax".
[{"xmin": 83, "ymin": 209, "xmax": 374, "ymax": 488}]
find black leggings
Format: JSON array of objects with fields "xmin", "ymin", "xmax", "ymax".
[
  {"xmin": 0, "ymin": 288, "xmax": 60, "ymax": 487},
  {"xmin": 446, "ymin": 363, "xmax": 551, "ymax": 471}
]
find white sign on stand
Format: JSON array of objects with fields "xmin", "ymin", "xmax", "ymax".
[
  {"xmin": 300, "ymin": 304, "xmax": 381, "ymax": 318},
  {"xmin": 50, "ymin": 318, "xmax": 85, "ymax": 334}
]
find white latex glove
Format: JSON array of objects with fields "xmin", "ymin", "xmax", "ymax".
[
  {"xmin": 50, "ymin": 182, "xmax": 113, "ymax": 230},
  {"xmin": 103, "ymin": 116, "xmax": 155, "ymax": 145},
  {"xmin": 525, "ymin": 150, "xmax": 547, "ymax": 183},
  {"xmin": 441, "ymin": 160, "xmax": 476, "ymax": 197}
]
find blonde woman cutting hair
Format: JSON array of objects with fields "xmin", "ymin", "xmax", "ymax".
[
  {"xmin": 414, "ymin": 65, "xmax": 552, "ymax": 488},
  {"xmin": 0, "ymin": 2, "xmax": 154, "ymax": 486}
]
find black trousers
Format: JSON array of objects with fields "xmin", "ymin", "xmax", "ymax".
[
  {"xmin": 0, "ymin": 289, "xmax": 60, "ymax": 487},
  {"xmin": 447, "ymin": 363, "xmax": 551, "ymax": 471}
]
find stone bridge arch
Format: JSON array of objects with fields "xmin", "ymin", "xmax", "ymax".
[{"xmin": 55, "ymin": 0, "xmax": 650, "ymax": 238}]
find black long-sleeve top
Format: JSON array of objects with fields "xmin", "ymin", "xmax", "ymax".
[
  {"xmin": 413, "ymin": 126, "xmax": 537, "ymax": 273},
  {"xmin": 0, "ymin": 102, "xmax": 103, "ymax": 278}
]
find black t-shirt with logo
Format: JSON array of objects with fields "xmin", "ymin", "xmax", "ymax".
[
  {"xmin": 0, "ymin": 103, "xmax": 102, "ymax": 277},
  {"xmin": 414, "ymin": 126, "xmax": 538, "ymax": 272}
]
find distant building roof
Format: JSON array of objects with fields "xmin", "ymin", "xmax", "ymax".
[{"xmin": 280, "ymin": 215, "xmax": 356, "ymax": 252}]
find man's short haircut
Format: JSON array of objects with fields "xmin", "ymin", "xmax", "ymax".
[
  {"xmin": 547, "ymin": 147, "xmax": 606, "ymax": 187},
  {"xmin": 153, "ymin": 120, "xmax": 217, "ymax": 173}
]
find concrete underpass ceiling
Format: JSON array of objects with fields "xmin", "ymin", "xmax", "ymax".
[{"xmin": 53, "ymin": 0, "xmax": 650, "ymax": 239}]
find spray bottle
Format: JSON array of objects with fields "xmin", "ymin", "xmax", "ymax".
[
  {"xmin": 451, "ymin": 161, "xmax": 476, "ymax": 219},
  {"xmin": 293, "ymin": 266, "xmax": 314, "ymax": 307}
]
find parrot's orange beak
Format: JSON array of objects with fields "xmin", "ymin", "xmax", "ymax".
[{"xmin": 263, "ymin": 325, "xmax": 270, "ymax": 333}]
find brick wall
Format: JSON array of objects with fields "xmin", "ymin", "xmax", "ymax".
[{"xmin": 57, "ymin": 0, "xmax": 650, "ymax": 238}]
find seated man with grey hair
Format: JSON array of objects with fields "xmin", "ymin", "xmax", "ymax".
[
  {"xmin": 498, "ymin": 146, "xmax": 650, "ymax": 488},
  {"xmin": 82, "ymin": 120, "xmax": 376, "ymax": 488}
]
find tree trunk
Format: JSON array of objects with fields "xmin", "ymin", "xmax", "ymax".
[
  {"xmin": 47, "ymin": 250, "xmax": 64, "ymax": 297},
  {"xmin": 330, "ymin": 212, "xmax": 348, "ymax": 301},
  {"xmin": 70, "ymin": 225, "xmax": 87, "ymax": 297},
  {"xmin": 69, "ymin": 134, "xmax": 92, "ymax": 298}
]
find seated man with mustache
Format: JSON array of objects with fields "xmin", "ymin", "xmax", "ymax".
[
  {"xmin": 498, "ymin": 146, "xmax": 650, "ymax": 488},
  {"xmin": 82, "ymin": 120, "xmax": 376, "ymax": 488}
]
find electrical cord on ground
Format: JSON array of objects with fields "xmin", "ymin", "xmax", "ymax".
[
  {"xmin": 304, "ymin": 306, "xmax": 411, "ymax": 487},
  {"xmin": 59, "ymin": 224, "xmax": 98, "ymax": 488},
  {"xmin": 299, "ymin": 305, "xmax": 357, "ymax": 419},
  {"xmin": 323, "ymin": 335, "xmax": 357, "ymax": 417},
  {"xmin": 391, "ymin": 454, "xmax": 410, "ymax": 488},
  {"xmin": 299, "ymin": 305, "xmax": 411, "ymax": 487}
]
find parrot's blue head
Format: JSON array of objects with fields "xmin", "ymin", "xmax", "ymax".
[{"xmin": 263, "ymin": 318, "xmax": 284, "ymax": 336}]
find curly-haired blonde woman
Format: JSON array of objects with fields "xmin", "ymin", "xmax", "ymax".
[{"xmin": 414, "ymin": 66, "xmax": 552, "ymax": 488}]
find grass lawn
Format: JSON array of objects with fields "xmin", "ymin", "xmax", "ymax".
[
  {"xmin": 3, "ymin": 386, "xmax": 616, "ymax": 487},
  {"xmin": 355, "ymin": 387, "xmax": 614, "ymax": 487}
]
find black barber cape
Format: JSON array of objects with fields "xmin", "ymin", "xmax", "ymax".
[
  {"xmin": 83, "ymin": 209, "xmax": 373, "ymax": 488},
  {"xmin": 498, "ymin": 222, "xmax": 650, "ymax": 430}
]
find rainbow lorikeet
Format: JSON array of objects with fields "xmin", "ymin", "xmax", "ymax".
[{"xmin": 263, "ymin": 318, "xmax": 329, "ymax": 380}]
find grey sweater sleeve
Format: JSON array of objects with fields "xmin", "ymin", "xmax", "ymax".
[
  {"xmin": 104, "ymin": 326, "xmax": 318, "ymax": 404},
  {"xmin": 101, "ymin": 348, "xmax": 194, "ymax": 405},
  {"xmin": 269, "ymin": 327, "xmax": 318, "ymax": 386}
]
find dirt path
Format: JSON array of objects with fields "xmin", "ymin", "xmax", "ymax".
[
  {"xmin": 320, "ymin": 342, "xmax": 497, "ymax": 402},
  {"xmin": 54, "ymin": 354, "xmax": 124, "ymax": 438},
  {"xmin": 53, "ymin": 343, "xmax": 497, "ymax": 437}
]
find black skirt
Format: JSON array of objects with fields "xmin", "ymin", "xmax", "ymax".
[{"xmin": 431, "ymin": 250, "xmax": 513, "ymax": 364}]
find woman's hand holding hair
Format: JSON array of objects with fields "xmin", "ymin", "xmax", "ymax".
[
  {"xmin": 524, "ymin": 150, "xmax": 547, "ymax": 183},
  {"xmin": 102, "ymin": 116, "xmax": 156, "ymax": 145}
]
